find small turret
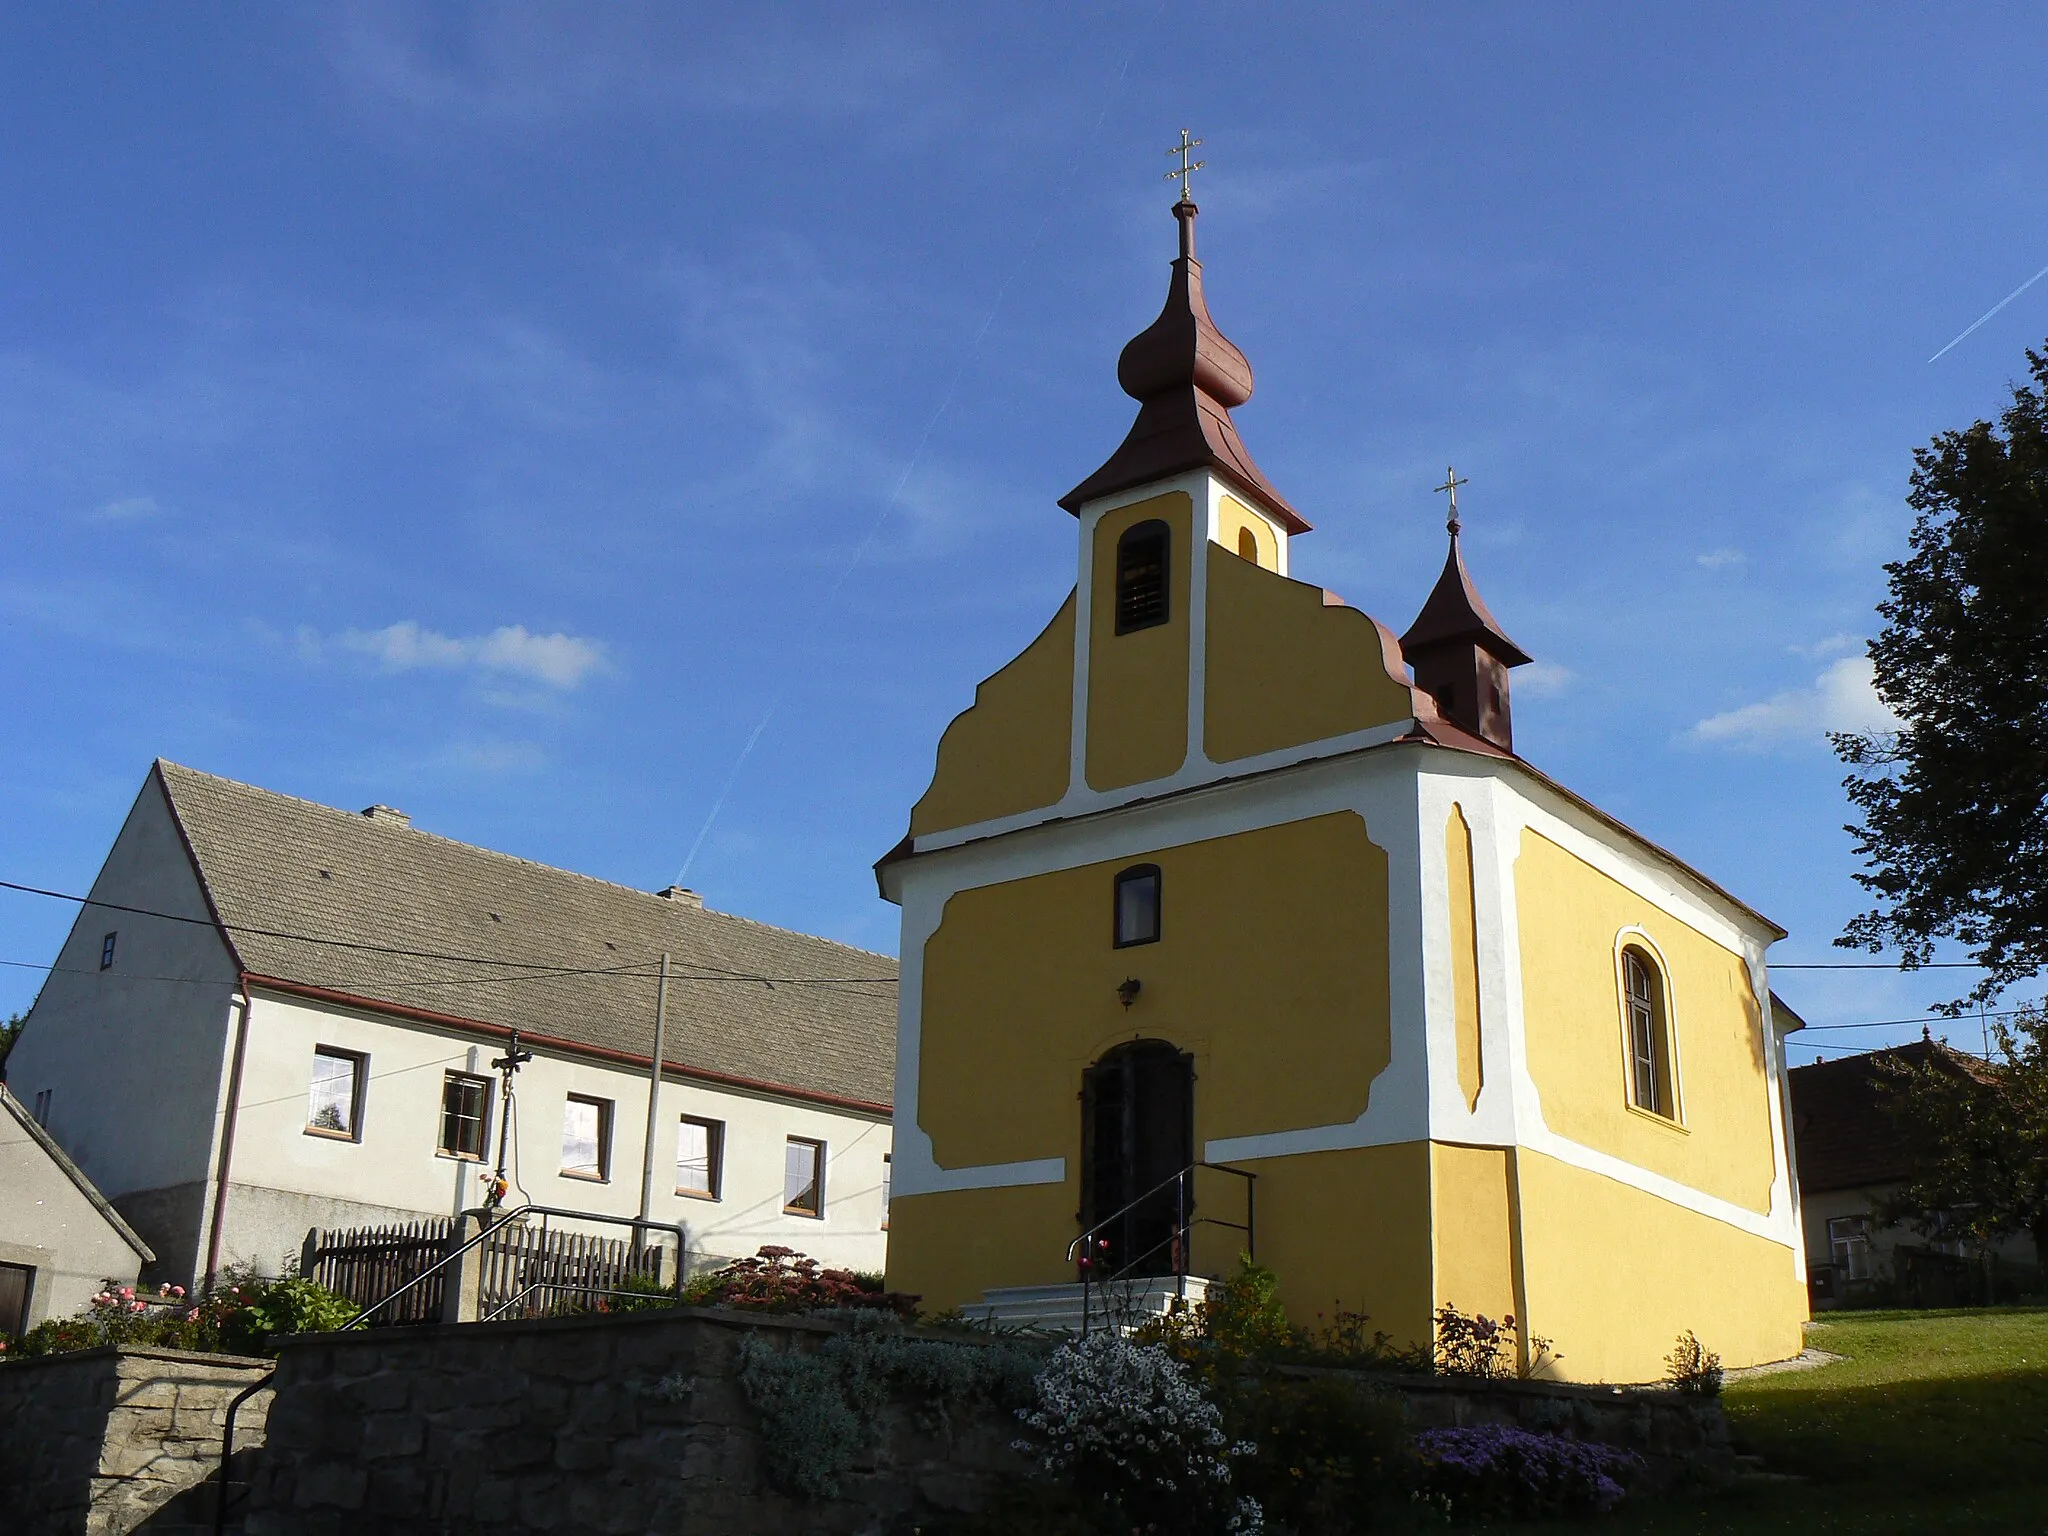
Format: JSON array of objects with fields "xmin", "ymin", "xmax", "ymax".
[{"xmin": 1401, "ymin": 471, "xmax": 1530, "ymax": 751}]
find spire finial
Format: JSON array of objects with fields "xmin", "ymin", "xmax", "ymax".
[
  {"xmin": 1434, "ymin": 465, "xmax": 1469, "ymax": 535},
  {"xmin": 1165, "ymin": 129, "xmax": 1205, "ymax": 204}
]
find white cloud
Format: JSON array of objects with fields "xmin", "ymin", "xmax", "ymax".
[
  {"xmin": 91, "ymin": 495, "xmax": 162, "ymax": 521},
  {"xmin": 328, "ymin": 621, "xmax": 609, "ymax": 689},
  {"xmin": 1695, "ymin": 547, "xmax": 1746, "ymax": 570},
  {"xmin": 1688, "ymin": 656, "xmax": 1900, "ymax": 749},
  {"xmin": 1789, "ymin": 632, "xmax": 1863, "ymax": 661},
  {"xmin": 1516, "ymin": 660, "xmax": 1573, "ymax": 698}
]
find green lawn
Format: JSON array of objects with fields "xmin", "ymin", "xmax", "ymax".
[{"xmin": 1487, "ymin": 1307, "xmax": 2048, "ymax": 1533}]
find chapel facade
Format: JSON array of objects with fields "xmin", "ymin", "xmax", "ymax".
[{"xmin": 876, "ymin": 196, "xmax": 1808, "ymax": 1382}]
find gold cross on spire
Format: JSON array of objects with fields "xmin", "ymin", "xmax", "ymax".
[
  {"xmin": 1164, "ymin": 129, "xmax": 1205, "ymax": 202},
  {"xmin": 1435, "ymin": 465, "xmax": 1469, "ymax": 534}
]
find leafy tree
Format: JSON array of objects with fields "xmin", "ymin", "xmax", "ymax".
[
  {"xmin": 1872, "ymin": 1012, "xmax": 2048, "ymax": 1272},
  {"xmin": 1835, "ymin": 342, "xmax": 2048, "ymax": 1011},
  {"xmin": 0, "ymin": 1012, "xmax": 21, "ymax": 1070}
]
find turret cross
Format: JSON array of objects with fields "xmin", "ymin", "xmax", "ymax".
[
  {"xmin": 1164, "ymin": 129, "xmax": 1205, "ymax": 202},
  {"xmin": 1434, "ymin": 465, "xmax": 1469, "ymax": 534}
]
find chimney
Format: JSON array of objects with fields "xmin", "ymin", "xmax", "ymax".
[
  {"xmin": 655, "ymin": 885, "xmax": 704, "ymax": 908},
  {"xmin": 361, "ymin": 805, "xmax": 412, "ymax": 828}
]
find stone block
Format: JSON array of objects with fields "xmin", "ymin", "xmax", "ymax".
[
  {"xmin": 362, "ymin": 1412, "xmax": 427, "ymax": 1460},
  {"xmin": 295, "ymin": 1459, "xmax": 368, "ymax": 1511},
  {"xmin": 339, "ymin": 1371, "xmax": 414, "ymax": 1414},
  {"xmin": 555, "ymin": 1432, "xmax": 614, "ymax": 1472}
]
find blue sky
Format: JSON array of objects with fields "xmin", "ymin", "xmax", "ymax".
[{"xmin": 2, "ymin": 6, "xmax": 2043, "ymax": 1061}]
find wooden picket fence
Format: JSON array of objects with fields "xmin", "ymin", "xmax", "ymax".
[
  {"xmin": 305, "ymin": 1214, "xmax": 665, "ymax": 1325},
  {"xmin": 305, "ymin": 1217, "xmax": 454, "ymax": 1325}
]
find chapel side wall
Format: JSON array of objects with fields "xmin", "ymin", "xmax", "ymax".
[
  {"xmin": 1515, "ymin": 1148, "xmax": 1806, "ymax": 1380},
  {"xmin": 3, "ymin": 773, "xmax": 241, "ymax": 1283},
  {"xmin": 219, "ymin": 992, "xmax": 890, "ymax": 1277},
  {"xmin": 1512, "ymin": 825, "xmax": 1780, "ymax": 1214}
]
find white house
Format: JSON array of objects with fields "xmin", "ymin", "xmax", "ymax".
[
  {"xmin": 0, "ymin": 1082, "xmax": 155, "ymax": 1331},
  {"xmin": 5, "ymin": 761, "xmax": 897, "ymax": 1291}
]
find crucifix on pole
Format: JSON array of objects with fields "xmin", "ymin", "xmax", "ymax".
[
  {"xmin": 1164, "ymin": 129, "xmax": 1205, "ymax": 203},
  {"xmin": 1434, "ymin": 465, "xmax": 1470, "ymax": 535}
]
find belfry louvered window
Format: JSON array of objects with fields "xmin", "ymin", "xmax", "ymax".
[{"xmin": 1115, "ymin": 520, "xmax": 1170, "ymax": 633}]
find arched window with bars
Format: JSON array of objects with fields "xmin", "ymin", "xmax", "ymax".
[{"xmin": 1620, "ymin": 942, "xmax": 1677, "ymax": 1119}]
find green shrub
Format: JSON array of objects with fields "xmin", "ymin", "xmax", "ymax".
[
  {"xmin": 0, "ymin": 1269, "xmax": 356, "ymax": 1361},
  {"xmin": 1664, "ymin": 1330, "xmax": 1723, "ymax": 1396},
  {"xmin": 1223, "ymin": 1371, "xmax": 1412, "ymax": 1535}
]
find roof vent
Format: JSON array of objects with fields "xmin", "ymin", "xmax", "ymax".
[
  {"xmin": 361, "ymin": 805, "xmax": 412, "ymax": 827},
  {"xmin": 655, "ymin": 885, "xmax": 704, "ymax": 908}
]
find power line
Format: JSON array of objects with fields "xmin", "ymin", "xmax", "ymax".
[
  {"xmin": 1771, "ymin": 960, "xmax": 1986, "ymax": 970},
  {"xmin": 0, "ymin": 877, "xmax": 897, "ymax": 990}
]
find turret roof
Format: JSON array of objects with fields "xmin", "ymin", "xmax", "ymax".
[
  {"xmin": 1401, "ymin": 526, "xmax": 1531, "ymax": 666},
  {"xmin": 1060, "ymin": 200, "xmax": 1308, "ymax": 532}
]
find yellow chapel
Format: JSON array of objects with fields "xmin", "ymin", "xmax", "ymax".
[{"xmin": 877, "ymin": 194, "xmax": 1809, "ymax": 1383}]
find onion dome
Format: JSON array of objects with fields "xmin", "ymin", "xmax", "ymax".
[{"xmin": 1060, "ymin": 200, "xmax": 1308, "ymax": 532}]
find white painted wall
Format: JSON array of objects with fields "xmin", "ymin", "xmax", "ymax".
[
  {"xmin": 215, "ymin": 989, "xmax": 891, "ymax": 1279},
  {"xmin": 4, "ymin": 774, "xmax": 241, "ymax": 1281},
  {"xmin": 0, "ymin": 1091, "xmax": 152, "ymax": 1327}
]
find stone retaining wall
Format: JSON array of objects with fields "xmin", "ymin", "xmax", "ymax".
[
  {"xmin": 0, "ymin": 1316, "xmax": 1733, "ymax": 1536},
  {"xmin": 0, "ymin": 1345, "xmax": 274, "ymax": 1536},
  {"xmin": 241, "ymin": 1308, "xmax": 1024, "ymax": 1536}
]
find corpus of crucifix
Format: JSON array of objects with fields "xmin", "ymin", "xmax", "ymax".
[{"xmin": 875, "ymin": 135, "xmax": 1808, "ymax": 1382}]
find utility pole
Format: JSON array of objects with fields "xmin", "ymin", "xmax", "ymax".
[{"xmin": 637, "ymin": 953, "xmax": 672, "ymax": 1226}]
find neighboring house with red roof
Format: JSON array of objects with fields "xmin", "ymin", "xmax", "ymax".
[
  {"xmin": 1788, "ymin": 1038, "xmax": 2034, "ymax": 1307},
  {"xmin": 4, "ymin": 762, "xmax": 897, "ymax": 1292}
]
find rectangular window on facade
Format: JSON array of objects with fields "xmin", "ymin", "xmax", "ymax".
[
  {"xmin": 1828, "ymin": 1215, "xmax": 1873, "ymax": 1282},
  {"xmin": 1114, "ymin": 865, "xmax": 1161, "ymax": 948},
  {"xmin": 881, "ymin": 1152, "xmax": 891, "ymax": 1230},
  {"xmin": 306, "ymin": 1048, "xmax": 365, "ymax": 1139},
  {"xmin": 784, "ymin": 1136, "xmax": 825, "ymax": 1217},
  {"xmin": 561, "ymin": 1094, "xmax": 612, "ymax": 1180},
  {"xmin": 676, "ymin": 1115, "xmax": 724, "ymax": 1199},
  {"xmin": 438, "ymin": 1072, "xmax": 491, "ymax": 1160},
  {"xmin": 99, "ymin": 932, "xmax": 117, "ymax": 970},
  {"xmin": 32, "ymin": 1089, "xmax": 51, "ymax": 1127},
  {"xmin": 0, "ymin": 1261, "xmax": 33, "ymax": 1337}
]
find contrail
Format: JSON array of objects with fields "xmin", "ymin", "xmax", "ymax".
[{"xmin": 1929, "ymin": 261, "xmax": 2048, "ymax": 363}]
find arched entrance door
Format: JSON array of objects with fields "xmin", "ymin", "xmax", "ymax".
[{"xmin": 1080, "ymin": 1040, "xmax": 1194, "ymax": 1279}]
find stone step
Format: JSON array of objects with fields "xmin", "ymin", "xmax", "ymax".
[{"xmin": 962, "ymin": 1276, "xmax": 1210, "ymax": 1333}]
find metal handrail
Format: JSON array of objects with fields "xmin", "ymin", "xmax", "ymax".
[
  {"xmin": 1068, "ymin": 1161, "xmax": 1255, "ymax": 1336},
  {"xmin": 213, "ymin": 1204, "xmax": 684, "ymax": 1534}
]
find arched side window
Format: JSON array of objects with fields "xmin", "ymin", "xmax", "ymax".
[
  {"xmin": 1113, "ymin": 863, "xmax": 1161, "ymax": 948},
  {"xmin": 1237, "ymin": 526, "xmax": 1259, "ymax": 562},
  {"xmin": 1620, "ymin": 943, "xmax": 1676, "ymax": 1119},
  {"xmin": 1115, "ymin": 520, "xmax": 1170, "ymax": 634}
]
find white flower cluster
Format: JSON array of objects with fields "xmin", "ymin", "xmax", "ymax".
[{"xmin": 1017, "ymin": 1332, "xmax": 1262, "ymax": 1533}]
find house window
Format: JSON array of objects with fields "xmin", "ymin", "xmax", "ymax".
[
  {"xmin": 1237, "ymin": 526, "xmax": 1258, "ymax": 562},
  {"xmin": 1620, "ymin": 945, "xmax": 1675, "ymax": 1119},
  {"xmin": 32, "ymin": 1089, "xmax": 52, "ymax": 1127},
  {"xmin": 1114, "ymin": 520, "xmax": 1170, "ymax": 633},
  {"xmin": 676, "ymin": 1115, "xmax": 724, "ymax": 1199},
  {"xmin": 1114, "ymin": 865, "xmax": 1161, "ymax": 948},
  {"xmin": 306, "ymin": 1048, "xmax": 365, "ymax": 1139},
  {"xmin": 1828, "ymin": 1215, "xmax": 1873, "ymax": 1281},
  {"xmin": 0, "ymin": 1262, "xmax": 32, "ymax": 1337},
  {"xmin": 100, "ymin": 932, "xmax": 117, "ymax": 970},
  {"xmin": 438, "ymin": 1072, "xmax": 490, "ymax": 1160},
  {"xmin": 561, "ymin": 1094, "xmax": 612, "ymax": 1181},
  {"xmin": 784, "ymin": 1136, "xmax": 825, "ymax": 1217},
  {"xmin": 881, "ymin": 1153, "xmax": 892, "ymax": 1230}
]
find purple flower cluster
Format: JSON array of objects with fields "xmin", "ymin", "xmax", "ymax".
[{"xmin": 1412, "ymin": 1425, "xmax": 1642, "ymax": 1521}]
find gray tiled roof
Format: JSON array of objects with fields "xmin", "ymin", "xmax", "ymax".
[{"xmin": 155, "ymin": 761, "xmax": 896, "ymax": 1110}]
